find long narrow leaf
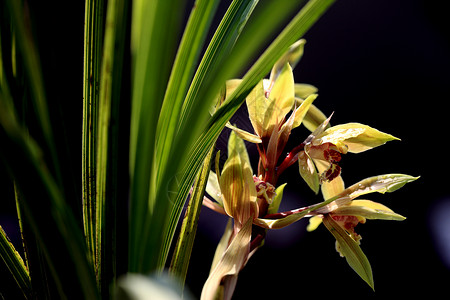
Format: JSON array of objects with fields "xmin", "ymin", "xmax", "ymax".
[
  {"xmin": 154, "ymin": 0, "xmax": 220, "ymax": 194},
  {"xmin": 151, "ymin": 0, "xmax": 259, "ymax": 271},
  {"xmin": 167, "ymin": 0, "xmax": 335, "ymax": 270},
  {"xmin": 0, "ymin": 226, "xmax": 31, "ymax": 298},
  {"xmin": 95, "ymin": 0, "xmax": 130, "ymax": 295},
  {"xmin": 128, "ymin": 0, "xmax": 185, "ymax": 272},
  {"xmin": 82, "ymin": 0, "xmax": 105, "ymax": 274},
  {"xmin": 169, "ymin": 146, "xmax": 214, "ymax": 287},
  {"xmin": 0, "ymin": 93, "xmax": 99, "ymax": 298}
]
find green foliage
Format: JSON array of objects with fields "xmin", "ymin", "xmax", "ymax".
[{"xmin": 0, "ymin": 0, "xmax": 343, "ymax": 298}]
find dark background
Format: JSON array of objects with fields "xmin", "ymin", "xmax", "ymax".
[{"xmin": 1, "ymin": 0, "xmax": 449, "ymax": 298}]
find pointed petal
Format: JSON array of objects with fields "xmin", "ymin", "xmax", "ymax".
[
  {"xmin": 209, "ymin": 219, "xmax": 233, "ymax": 274},
  {"xmin": 268, "ymin": 63, "xmax": 295, "ymax": 128},
  {"xmin": 314, "ymin": 123, "xmax": 399, "ymax": 153},
  {"xmin": 321, "ymin": 174, "xmax": 345, "ymax": 200},
  {"xmin": 225, "ymin": 122, "xmax": 262, "ymax": 143},
  {"xmin": 334, "ymin": 200, "xmax": 406, "ymax": 221},
  {"xmin": 206, "ymin": 170, "xmax": 223, "ymax": 205},
  {"xmin": 246, "ymin": 80, "xmax": 269, "ymax": 137},
  {"xmin": 294, "ymin": 96, "xmax": 327, "ymax": 132},
  {"xmin": 322, "ymin": 215, "xmax": 374, "ymax": 290},
  {"xmin": 314, "ymin": 174, "xmax": 418, "ymax": 214},
  {"xmin": 267, "ymin": 183, "xmax": 287, "ymax": 214},
  {"xmin": 344, "ymin": 174, "xmax": 420, "ymax": 199},
  {"xmin": 298, "ymin": 151, "xmax": 320, "ymax": 194},
  {"xmin": 201, "ymin": 219, "xmax": 252, "ymax": 300},
  {"xmin": 292, "ymin": 94, "xmax": 317, "ymax": 129},
  {"xmin": 220, "ymin": 132, "xmax": 258, "ymax": 224}
]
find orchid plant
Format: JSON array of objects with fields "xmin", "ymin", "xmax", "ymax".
[
  {"xmin": 0, "ymin": 0, "xmax": 418, "ymax": 299},
  {"xmin": 200, "ymin": 41, "xmax": 418, "ymax": 299}
]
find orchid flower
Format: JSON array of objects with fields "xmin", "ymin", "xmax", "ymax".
[{"xmin": 200, "ymin": 40, "xmax": 418, "ymax": 299}]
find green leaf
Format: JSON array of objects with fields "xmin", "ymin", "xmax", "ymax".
[
  {"xmin": 169, "ymin": 146, "xmax": 214, "ymax": 287},
  {"xmin": 322, "ymin": 215, "xmax": 374, "ymax": 290},
  {"xmin": 82, "ymin": 0, "xmax": 105, "ymax": 277},
  {"xmin": 0, "ymin": 226, "xmax": 31, "ymax": 298},
  {"xmin": 95, "ymin": 0, "xmax": 130, "ymax": 295},
  {"xmin": 128, "ymin": 0, "xmax": 185, "ymax": 273}
]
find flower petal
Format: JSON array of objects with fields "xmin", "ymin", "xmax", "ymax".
[
  {"xmin": 314, "ymin": 123, "xmax": 399, "ymax": 153},
  {"xmin": 306, "ymin": 215, "xmax": 323, "ymax": 232},
  {"xmin": 206, "ymin": 170, "xmax": 223, "ymax": 205},
  {"xmin": 314, "ymin": 174, "xmax": 419, "ymax": 214},
  {"xmin": 220, "ymin": 132, "xmax": 258, "ymax": 224},
  {"xmin": 225, "ymin": 122, "xmax": 262, "ymax": 143},
  {"xmin": 267, "ymin": 183, "xmax": 287, "ymax": 215},
  {"xmin": 267, "ymin": 63, "xmax": 295, "ymax": 129},
  {"xmin": 292, "ymin": 94, "xmax": 317, "ymax": 129},
  {"xmin": 201, "ymin": 219, "xmax": 252, "ymax": 300},
  {"xmin": 298, "ymin": 151, "xmax": 320, "ymax": 194},
  {"xmin": 294, "ymin": 83, "xmax": 318, "ymax": 99},
  {"xmin": 246, "ymin": 80, "xmax": 269, "ymax": 137},
  {"xmin": 333, "ymin": 200, "xmax": 406, "ymax": 221},
  {"xmin": 322, "ymin": 215, "xmax": 374, "ymax": 290}
]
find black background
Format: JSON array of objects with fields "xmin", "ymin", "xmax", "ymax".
[{"xmin": 1, "ymin": 0, "xmax": 449, "ymax": 299}]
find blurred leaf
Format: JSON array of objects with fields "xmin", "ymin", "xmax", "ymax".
[{"xmin": 0, "ymin": 226, "xmax": 31, "ymax": 298}]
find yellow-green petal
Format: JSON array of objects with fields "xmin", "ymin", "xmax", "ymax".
[
  {"xmin": 306, "ymin": 215, "xmax": 323, "ymax": 232},
  {"xmin": 322, "ymin": 215, "xmax": 374, "ymax": 290},
  {"xmin": 292, "ymin": 94, "xmax": 317, "ymax": 129},
  {"xmin": 267, "ymin": 63, "xmax": 295, "ymax": 129},
  {"xmin": 201, "ymin": 219, "xmax": 252, "ymax": 300},
  {"xmin": 246, "ymin": 80, "xmax": 269, "ymax": 137},
  {"xmin": 225, "ymin": 122, "xmax": 262, "ymax": 143},
  {"xmin": 294, "ymin": 83, "xmax": 318, "ymax": 99},
  {"xmin": 220, "ymin": 132, "xmax": 257, "ymax": 224},
  {"xmin": 298, "ymin": 151, "xmax": 320, "ymax": 194},
  {"xmin": 334, "ymin": 200, "xmax": 406, "ymax": 221},
  {"xmin": 314, "ymin": 123, "xmax": 399, "ymax": 153}
]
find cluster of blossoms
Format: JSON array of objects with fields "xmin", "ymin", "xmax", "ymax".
[{"xmin": 201, "ymin": 40, "xmax": 418, "ymax": 300}]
